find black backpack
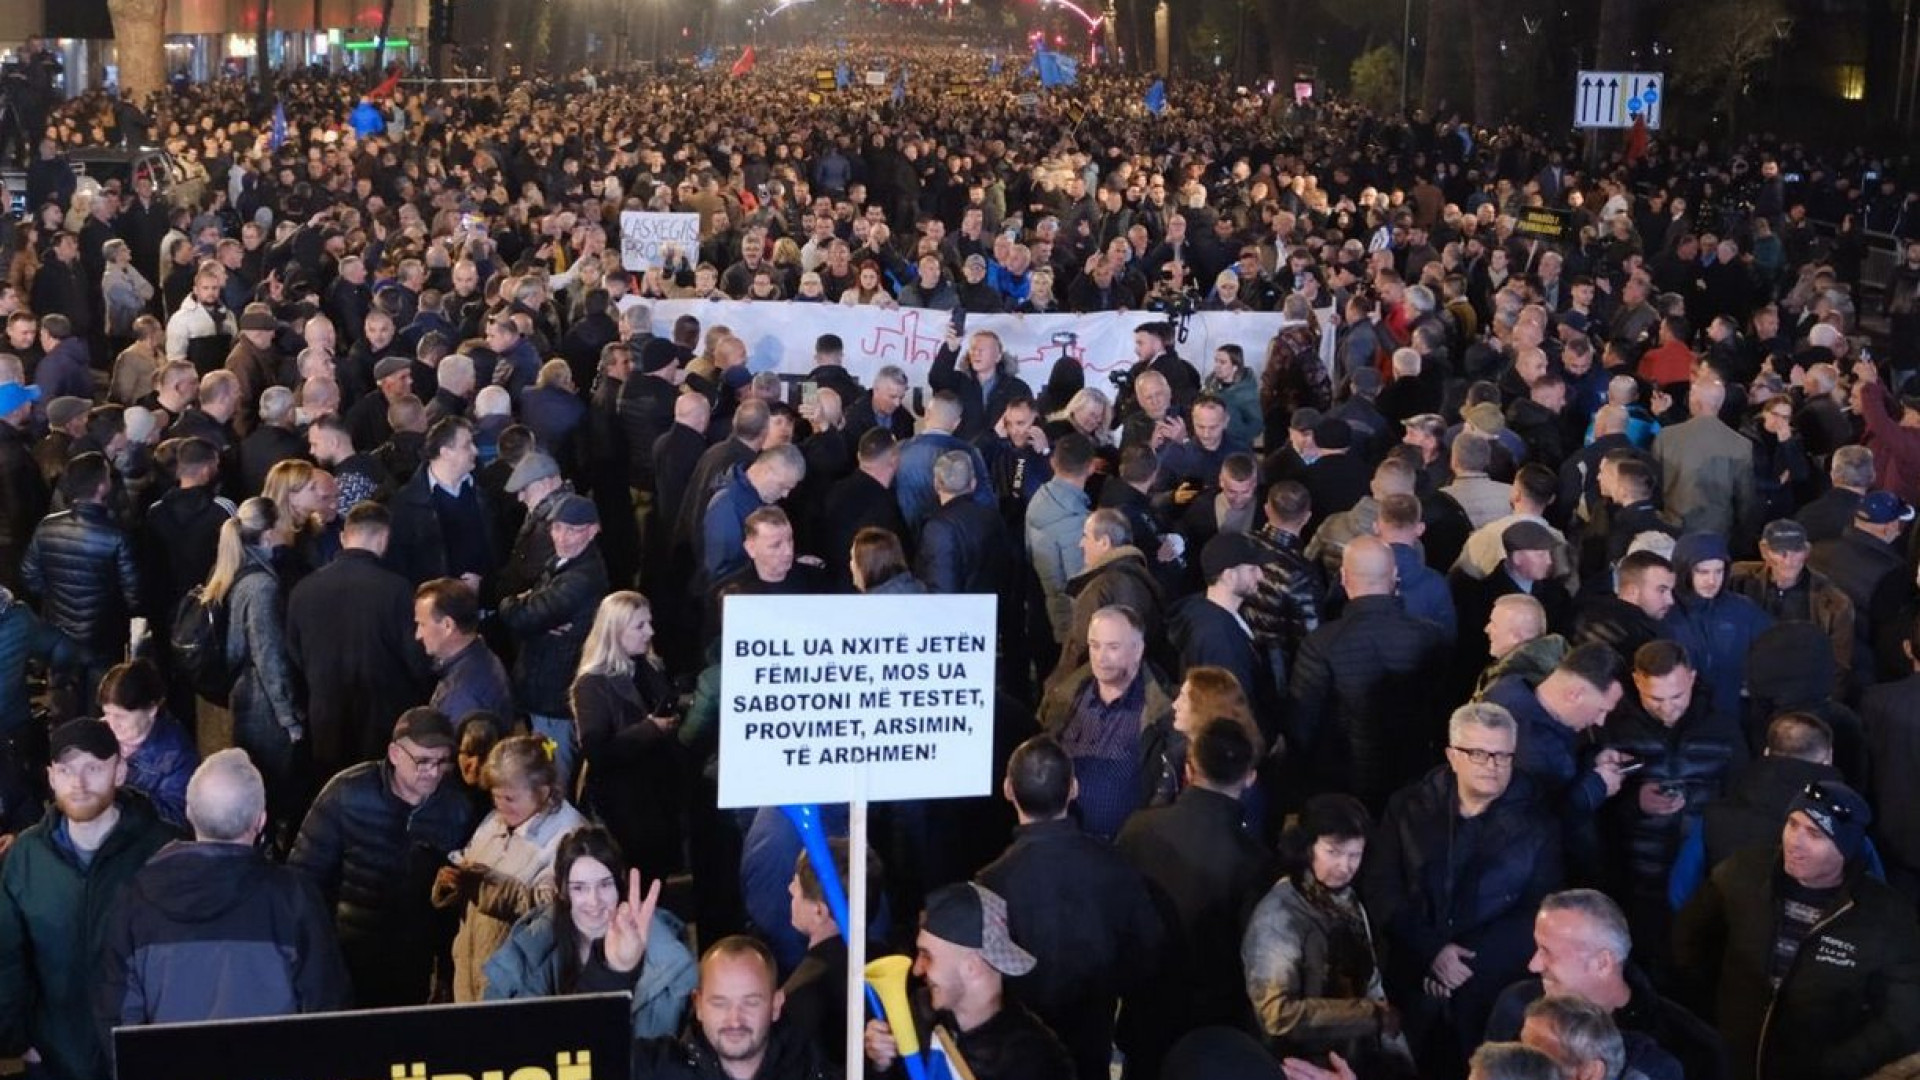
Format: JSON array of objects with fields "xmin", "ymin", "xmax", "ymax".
[{"xmin": 168, "ymin": 585, "xmax": 238, "ymax": 705}]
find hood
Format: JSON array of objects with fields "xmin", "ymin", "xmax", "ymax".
[
  {"xmin": 1026, "ymin": 480, "xmax": 1088, "ymax": 531},
  {"xmin": 1744, "ymin": 621, "xmax": 1835, "ymax": 705},
  {"xmin": 1484, "ymin": 633, "xmax": 1569, "ymax": 689},
  {"xmin": 1670, "ymin": 531, "xmax": 1730, "ymax": 593},
  {"xmin": 129, "ymin": 841, "xmax": 271, "ymax": 923},
  {"xmin": 1069, "ymin": 544, "xmax": 1149, "ymax": 590}
]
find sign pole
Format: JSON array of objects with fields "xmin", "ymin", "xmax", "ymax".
[{"xmin": 846, "ymin": 795, "xmax": 870, "ymax": 1080}]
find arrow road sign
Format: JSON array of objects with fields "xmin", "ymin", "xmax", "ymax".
[{"xmin": 1574, "ymin": 70, "xmax": 1663, "ymax": 130}]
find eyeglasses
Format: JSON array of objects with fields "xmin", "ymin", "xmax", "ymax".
[
  {"xmin": 403, "ymin": 750, "xmax": 454, "ymax": 771},
  {"xmin": 1800, "ymin": 782, "xmax": 1853, "ymax": 821},
  {"xmin": 1449, "ymin": 745, "xmax": 1516, "ymax": 768}
]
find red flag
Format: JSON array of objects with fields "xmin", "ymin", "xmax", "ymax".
[
  {"xmin": 730, "ymin": 46, "xmax": 756, "ymax": 77},
  {"xmin": 1624, "ymin": 114, "xmax": 1649, "ymax": 166},
  {"xmin": 367, "ymin": 67, "xmax": 404, "ymax": 100}
]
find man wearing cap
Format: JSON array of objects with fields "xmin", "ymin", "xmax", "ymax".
[
  {"xmin": 1811, "ymin": 491, "xmax": 1916, "ymax": 682},
  {"xmin": 618, "ymin": 314, "xmax": 694, "ymax": 500},
  {"xmin": 1170, "ymin": 532, "xmax": 1280, "ymax": 720},
  {"xmin": 1675, "ymin": 780, "xmax": 1920, "ymax": 1080},
  {"xmin": 35, "ymin": 396, "xmax": 91, "ymax": 485},
  {"xmin": 0, "ymin": 719, "xmax": 173, "ymax": 1080},
  {"xmin": 1453, "ymin": 520, "xmax": 1575, "ymax": 677},
  {"xmin": 99, "ymin": 749, "xmax": 350, "ymax": 1028},
  {"xmin": 0, "ymin": 381, "xmax": 48, "ymax": 595},
  {"xmin": 289, "ymin": 706, "xmax": 476, "ymax": 1007},
  {"xmin": 864, "ymin": 882, "xmax": 1074, "ymax": 1080},
  {"xmin": 495, "ymin": 450, "xmax": 569, "ymax": 599},
  {"xmin": 345, "ymin": 352, "xmax": 413, "ymax": 452},
  {"xmin": 225, "ymin": 306, "xmax": 285, "ymax": 435},
  {"xmin": 497, "ymin": 495, "xmax": 609, "ymax": 794},
  {"xmin": 1729, "ymin": 519, "xmax": 1856, "ymax": 680},
  {"xmin": 1291, "ymin": 537, "xmax": 1451, "ymax": 810}
]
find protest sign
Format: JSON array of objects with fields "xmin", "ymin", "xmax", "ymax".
[
  {"xmin": 114, "ymin": 993, "xmax": 630, "ymax": 1080},
  {"xmin": 717, "ymin": 594, "xmax": 997, "ymax": 808},
  {"xmin": 1514, "ymin": 206, "xmax": 1574, "ymax": 243},
  {"xmin": 618, "ymin": 211, "xmax": 701, "ymax": 271}
]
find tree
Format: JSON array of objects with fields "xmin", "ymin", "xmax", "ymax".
[
  {"xmin": 106, "ymin": 0, "xmax": 167, "ymax": 103},
  {"xmin": 1350, "ymin": 45, "xmax": 1403, "ymax": 112},
  {"xmin": 1666, "ymin": 0, "xmax": 1786, "ymax": 138}
]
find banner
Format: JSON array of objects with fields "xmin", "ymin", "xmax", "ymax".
[
  {"xmin": 618, "ymin": 212, "xmax": 702, "ymax": 271},
  {"xmin": 114, "ymin": 993, "xmax": 631, "ymax": 1080},
  {"xmin": 634, "ymin": 299, "xmax": 1291, "ymax": 393},
  {"xmin": 1514, "ymin": 206, "xmax": 1574, "ymax": 243},
  {"xmin": 719, "ymin": 595, "xmax": 997, "ymax": 808}
]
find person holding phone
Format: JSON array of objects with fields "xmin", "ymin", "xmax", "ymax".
[
  {"xmin": 569, "ymin": 591, "xmax": 685, "ymax": 883},
  {"xmin": 929, "ymin": 318, "xmax": 1033, "ymax": 443}
]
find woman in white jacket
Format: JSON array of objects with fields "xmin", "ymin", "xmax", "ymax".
[{"xmin": 431, "ymin": 734, "xmax": 586, "ymax": 1001}]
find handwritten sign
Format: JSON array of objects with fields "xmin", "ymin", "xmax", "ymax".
[
  {"xmin": 718, "ymin": 595, "xmax": 997, "ymax": 807},
  {"xmin": 618, "ymin": 211, "xmax": 701, "ymax": 271}
]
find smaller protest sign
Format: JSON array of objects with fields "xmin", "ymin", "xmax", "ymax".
[{"xmin": 618, "ymin": 211, "xmax": 701, "ymax": 271}]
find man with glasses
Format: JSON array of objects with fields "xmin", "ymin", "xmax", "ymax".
[
  {"xmin": 1363, "ymin": 702, "xmax": 1563, "ymax": 1076},
  {"xmin": 1675, "ymin": 780, "xmax": 1920, "ymax": 1080},
  {"xmin": 289, "ymin": 707, "xmax": 476, "ymax": 1007}
]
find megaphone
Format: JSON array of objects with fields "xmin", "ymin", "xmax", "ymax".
[{"xmin": 866, "ymin": 954, "xmax": 931, "ymax": 1080}]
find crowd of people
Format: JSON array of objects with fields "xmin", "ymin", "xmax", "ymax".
[{"xmin": 2, "ymin": 31, "xmax": 1920, "ymax": 1080}]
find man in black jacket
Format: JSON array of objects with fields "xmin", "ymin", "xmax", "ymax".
[
  {"xmin": 1809, "ymin": 491, "xmax": 1915, "ymax": 683},
  {"xmin": 0, "ymin": 382, "xmax": 49, "ymax": 595},
  {"xmin": 496, "ymin": 495, "xmax": 609, "ymax": 796},
  {"xmin": 977, "ymin": 736, "xmax": 1164, "ymax": 1080},
  {"xmin": 21, "ymin": 453, "xmax": 141, "ymax": 700},
  {"xmin": 1169, "ymin": 532, "xmax": 1277, "ymax": 719},
  {"xmin": 288, "ymin": 707, "xmax": 475, "ymax": 1007},
  {"xmin": 1864, "ymin": 621, "xmax": 1920, "ymax": 900},
  {"xmin": 1362, "ymin": 703, "xmax": 1563, "ymax": 1076},
  {"xmin": 915, "ymin": 451, "xmax": 1013, "ymax": 596},
  {"xmin": 286, "ymin": 503, "xmax": 432, "ymax": 783},
  {"xmin": 99, "ymin": 749, "xmax": 350, "ymax": 1028},
  {"xmin": 1674, "ymin": 781, "xmax": 1920, "ymax": 1080},
  {"xmin": 1571, "ymin": 550, "xmax": 1674, "ymax": 666},
  {"xmin": 816, "ymin": 429, "xmax": 907, "ymax": 588},
  {"xmin": 1289, "ymin": 537, "xmax": 1450, "ymax": 811},
  {"xmin": 638, "ymin": 936, "xmax": 829, "ymax": 1080},
  {"xmin": 1115, "ymin": 718, "xmax": 1274, "ymax": 1080},
  {"xmin": 385, "ymin": 416, "xmax": 494, "ymax": 587}
]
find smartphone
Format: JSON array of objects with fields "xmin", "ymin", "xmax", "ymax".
[
  {"xmin": 801, "ymin": 381, "xmax": 820, "ymax": 409},
  {"xmin": 951, "ymin": 309, "xmax": 968, "ymax": 337}
]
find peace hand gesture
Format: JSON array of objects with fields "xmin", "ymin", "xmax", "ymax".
[{"xmin": 605, "ymin": 869, "xmax": 662, "ymax": 974}]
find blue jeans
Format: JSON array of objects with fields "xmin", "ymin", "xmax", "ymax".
[{"xmin": 529, "ymin": 713, "xmax": 578, "ymax": 797}]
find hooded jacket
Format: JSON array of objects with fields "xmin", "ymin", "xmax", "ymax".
[
  {"xmin": 1025, "ymin": 479, "xmax": 1091, "ymax": 640},
  {"xmin": 1053, "ymin": 546, "xmax": 1166, "ymax": 683},
  {"xmin": 98, "ymin": 841, "xmax": 349, "ymax": 1030},
  {"xmin": 1665, "ymin": 533, "xmax": 1774, "ymax": 723},
  {"xmin": 1472, "ymin": 633, "xmax": 1568, "ymax": 701}
]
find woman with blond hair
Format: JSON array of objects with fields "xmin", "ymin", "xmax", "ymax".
[
  {"xmin": 569, "ymin": 591, "xmax": 683, "ymax": 880},
  {"xmin": 433, "ymin": 734, "xmax": 586, "ymax": 1001},
  {"xmin": 199, "ymin": 497, "xmax": 302, "ymax": 838}
]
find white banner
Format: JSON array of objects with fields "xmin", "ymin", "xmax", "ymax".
[
  {"xmin": 636, "ymin": 299, "xmax": 1291, "ymax": 390},
  {"xmin": 618, "ymin": 212, "xmax": 702, "ymax": 271},
  {"xmin": 718, "ymin": 594, "xmax": 997, "ymax": 808}
]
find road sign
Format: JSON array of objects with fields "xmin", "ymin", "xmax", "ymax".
[{"xmin": 1574, "ymin": 70, "xmax": 1663, "ymax": 130}]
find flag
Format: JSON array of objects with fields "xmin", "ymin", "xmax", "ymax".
[
  {"xmin": 836, "ymin": 60, "xmax": 852, "ymax": 89},
  {"xmin": 893, "ymin": 67, "xmax": 907, "ymax": 105},
  {"xmin": 988, "ymin": 54, "xmax": 1002, "ymax": 77},
  {"xmin": 1035, "ymin": 50, "xmax": 1076, "ymax": 88},
  {"xmin": 269, "ymin": 101, "xmax": 288, "ymax": 151},
  {"xmin": 367, "ymin": 66, "xmax": 403, "ymax": 100},
  {"xmin": 1624, "ymin": 114, "xmax": 1650, "ymax": 166},
  {"xmin": 730, "ymin": 46, "xmax": 756, "ymax": 77},
  {"xmin": 696, "ymin": 46, "xmax": 717, "ymax": 70},
  {"xmin": 1143, "ymin": 79, "xmax": 1167, "ymax": 115}
]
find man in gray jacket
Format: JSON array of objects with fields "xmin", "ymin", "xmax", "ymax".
[{"xmin": 1651, "ymin": 377, "xmax": 1756, "ymax": 543}]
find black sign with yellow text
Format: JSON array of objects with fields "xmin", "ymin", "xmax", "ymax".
[
  {"xmin": 1514, "ymin": 206, "xmax": 1574, "ymax": 243},
  {"xmin": 114, "ymin": 993, "xmax": 631, "ymax": 1080}
]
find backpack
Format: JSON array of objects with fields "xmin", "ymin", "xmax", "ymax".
[{"xmin": 168, "ymin": 585, "xmax": 238, "ymax": 705}]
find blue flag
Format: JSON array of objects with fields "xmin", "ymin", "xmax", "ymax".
[
  {"xmin": 1144, "ymin": 79, "xmax": 1167, "ymax": 115},
  {"xmin": 835, "ymin": 61, "xmax": 852, "ymax": 89},
  {"xmin": 1036, "ymin": 51, "xmax": 1077, "ymax": 88},
  {"xmin": 988, "ymin": 54, "xmax": 1002, "ymax": 77},
  {"xmin": 893, "ymin": 67, "xmax": 907, "ymax": 104},
  {"xmin": 696, "ymin": 46, "xmax": 717, "ymax": 70},
  {"xmin": 269, "ymin": 100, "xmax": 288, "ymax": 150}
]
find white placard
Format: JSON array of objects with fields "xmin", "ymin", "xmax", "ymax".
[
  {"xmin": 718, "ymin": 594, "xmax": 997, "ymax": 808},
  {"xmin": 1573, "ymin": 70, "xmax": 1663, "ymax": 130},
  {"xmin": 865, "ymin": 69, "xmax": 888, "ymax": 87},
  {"xmin": 618, "ymin": 211, "xmax": 702, "ymax": 271}
]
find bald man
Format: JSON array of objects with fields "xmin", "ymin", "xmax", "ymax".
[
  {"xmin": 895, "ymin": 389, "xmax": 994, "ymax": 534},
  {"xmin": 1290, "ymin": 536, "xmax": 1452, "ymax": 811},
  {"xmin": 1651, "ymin": 377, "xmax": 1756, "ymax": 540},
  {"xmin": 98, "ymin": 750, "xmax": 350, "ymax": 1027}
]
